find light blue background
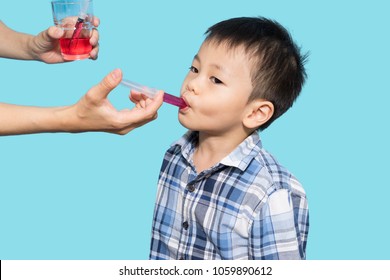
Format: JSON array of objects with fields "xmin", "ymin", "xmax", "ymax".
[{"xmin": 1, "ymin": 0, "xmax": 389, "ymax": 260}]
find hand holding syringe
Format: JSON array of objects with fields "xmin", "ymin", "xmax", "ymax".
[{"xmin": 121, "ymin": 79, "xmax": 187, "ymax": 109}]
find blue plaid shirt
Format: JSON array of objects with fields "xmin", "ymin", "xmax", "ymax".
[{"xmin": 150, "ymin": 131, "xmax": 309, "ymax": 260}]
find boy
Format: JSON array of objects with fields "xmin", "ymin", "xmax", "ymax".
[{"xmin": 149, "ymin": 17, "xmax": 309, "ymax": 260}]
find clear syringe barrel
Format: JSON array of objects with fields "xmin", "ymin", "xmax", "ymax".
[{"xmin": 120, "ymin": 79, "xmax": 187, "ymax": 109}]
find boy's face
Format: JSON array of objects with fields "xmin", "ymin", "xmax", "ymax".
[{"xmin": 179, "ymin": 40, "xmax": 253, "ymax": 135}]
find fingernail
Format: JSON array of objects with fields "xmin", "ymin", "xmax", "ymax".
[
  {"xmin": 55, "ymin": 27, "xmax": 63, "ymax": 37},
  {"xmin": 111, "ymin": 69, "xmax": 121, "ymax": 80}
]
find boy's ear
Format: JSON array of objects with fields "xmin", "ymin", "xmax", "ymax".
[{"xmin": 242, "ymin": 100, "xmax": 274, "ymax": 130}]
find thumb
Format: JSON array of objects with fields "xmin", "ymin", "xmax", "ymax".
[
  {"xmin": 93, "ymin": 69, "xmax": 123, "ymax": 100},
  {"xmin": 38, "ymin": 26, "xmax": 63, "ymax": 46},
  {"xmin": 34, "ymin": 26, "xmax": 63, "ymax": 52},
  {"xmin": 46, "ymin": 26, "xmax": 64, "ymax": 40}
]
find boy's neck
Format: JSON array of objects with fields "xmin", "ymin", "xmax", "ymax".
[{"xmin": 193, "ymin": 128, "xmax": 252, "ymax": 173}]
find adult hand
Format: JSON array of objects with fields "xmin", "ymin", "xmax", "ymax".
[
  {"xmin": 66, "ymin": 69, "xmax": 164, "ymax": 135},
  {"xmin": 29, "ymin": 17, "xmax": 100, "ymax": 63}
]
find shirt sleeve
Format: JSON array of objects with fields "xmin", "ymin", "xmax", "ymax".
[{"xmin": 249, "ymin": 188, "xmax": 306, "ymax": 260}]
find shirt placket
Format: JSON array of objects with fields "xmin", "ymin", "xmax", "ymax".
[{"xmin": 176, "ymin": 165, "xmax": 203, "ymax": 260}]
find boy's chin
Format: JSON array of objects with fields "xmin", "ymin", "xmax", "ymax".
[
  {"xmin": 178, "ymin": 119, "xmax": 192, "ymax": 130},
  {"xmin": 178, "ymin": 117, "xmax": 200, "ymax": 131}
]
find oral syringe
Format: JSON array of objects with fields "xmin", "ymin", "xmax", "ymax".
[
  {"xmin": 120, "ymin": 79, "xmax": 187, "ymax": 109},
  {"xmin": 70, "ymin": 0, "xmax": 90, "ymax": 40}
]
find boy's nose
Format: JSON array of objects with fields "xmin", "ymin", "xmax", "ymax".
[{"xmin": 186, "ymin": 77, "xmax": 200, "ymax": 95}]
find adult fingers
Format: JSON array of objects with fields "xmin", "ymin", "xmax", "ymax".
[
  {"xmin": 90, "ymin": 27, "xmax": 99, "ymax": 46},
  {"xmin": 142, "ymin": 90, "xmax": 164, "ymax": 116},
  {"xmin": 89, "ymin": 43, "xmax": 99, "ymax": 60},
  {"xmin": 92, "ymin": 16, "xmax": 100, "ymax": 28}
]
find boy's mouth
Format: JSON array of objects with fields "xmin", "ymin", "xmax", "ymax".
[{"xmin": 180, "ymin": 96, "xmax": 190, "ymax": 110}]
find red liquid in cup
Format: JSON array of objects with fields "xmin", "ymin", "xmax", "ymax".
[{"xmin": 59, "ymin": 38, "xmax": 92, "ymax": 60}]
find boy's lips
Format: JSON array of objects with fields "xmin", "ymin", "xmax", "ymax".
[{"xmin": 180, "ymin": 96, "xmax": 190, "ymax": 109}]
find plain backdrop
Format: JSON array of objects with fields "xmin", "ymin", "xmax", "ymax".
[{"xmin": 1, "ymin": 0, "xmax": 389, "ymax": 259}]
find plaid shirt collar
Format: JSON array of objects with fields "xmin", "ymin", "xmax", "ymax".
[{"xmin": 171, "ymin": 130, "xmax": 263, "ymax": 172}]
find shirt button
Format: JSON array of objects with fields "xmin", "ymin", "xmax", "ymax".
[
  {"xmin": 182, "ymin": 221, "xmax": 189, "ymax": 230},
  {"xmin": 187, "ymin": 183, "xmax": 195, "ymax": 192}
]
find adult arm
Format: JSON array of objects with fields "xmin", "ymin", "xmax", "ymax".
[
  {"xmin": 0, "ymin": 19, "xmax": 99, "ymax": 62},
  {"xmin": 0, "ymin": 69, "xmax": 164, "ymax": 136}
]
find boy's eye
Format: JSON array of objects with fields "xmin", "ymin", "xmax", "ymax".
[
  {"xmin": 211, "ymin": 77, "xmax": 223, "ymax": 84},
  {"xmin": 189, "ymin": 66, "xmax": 198, "ymax": 73}
]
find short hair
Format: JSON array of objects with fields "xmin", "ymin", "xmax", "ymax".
[{"xmin": 205, "ymin": 17, "xmax": 308, "ymax": 130}]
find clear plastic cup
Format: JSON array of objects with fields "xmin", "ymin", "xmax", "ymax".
[{"xmin": 51, "ymin": 0, "xmax": 94, "ymax": 60}]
